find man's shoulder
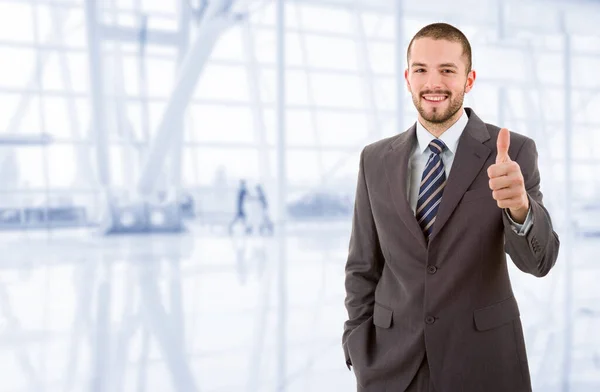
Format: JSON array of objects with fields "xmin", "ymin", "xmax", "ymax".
[
  {"xmin": 482, "ymin": 121, "xmax": 534, "ymax": 150},
  {"xmin": 361, "ymin": 132, "xmax": 405, "ymax": 158},
  {"xmin": 466, "ymin": 108, "xmax": 534, "ymax": 148}
]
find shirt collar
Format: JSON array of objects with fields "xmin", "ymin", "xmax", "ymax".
[{"xmin": 415, "ymin": 108, "xmax": 468, "ymax": 155}]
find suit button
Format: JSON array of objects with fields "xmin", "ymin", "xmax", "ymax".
[
  {"xmin": 427, "ymin": 265, "xmax": 437, "ymax": 274},
  {"xmin": 425, "ymin": 316, "xmax": 436, "ymax": 324}
]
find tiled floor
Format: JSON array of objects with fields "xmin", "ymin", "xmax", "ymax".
[{"xmin": 0, "ymin": 222, "xmax": 598, "ymax": 391}]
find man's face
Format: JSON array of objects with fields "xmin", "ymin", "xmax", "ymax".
[{"xmin": 405, "ymin": 37, "xmax": 475, "ymax": 124}]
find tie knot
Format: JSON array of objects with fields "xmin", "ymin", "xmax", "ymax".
[{"xmin": 428, "ymin": 139, "xmax": 446, "ymax": 155}]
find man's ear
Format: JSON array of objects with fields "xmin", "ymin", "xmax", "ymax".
[
  {"xmin": 404, "ymin": 68, "xmax": 411, "ymax": 91},
  {"xmin": 464, "ymin": 69, "xmax": 476, "ymax": 93}
]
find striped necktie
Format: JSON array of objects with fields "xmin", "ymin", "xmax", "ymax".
[{"xmin": 416, "ymin": 139, "xmax": 447, "ymax": 241}]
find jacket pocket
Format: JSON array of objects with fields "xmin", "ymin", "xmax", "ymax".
[
  {"xmin": 373, "ymin": 302, "xmax": 393, "ymax": 328},
  {"xmin": 473, "ymin": 295, "xmax": 520, "ymax": 331}
]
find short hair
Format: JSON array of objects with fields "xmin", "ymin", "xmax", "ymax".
[{"xmin": 406, "ymin": 23, "xmax": 472, "ymax": 74}]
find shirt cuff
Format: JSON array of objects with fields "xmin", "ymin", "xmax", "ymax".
[{"xmin": 504, "ymin": 206, "xmax": 533, "ymax": 236}]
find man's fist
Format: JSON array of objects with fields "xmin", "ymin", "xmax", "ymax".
[{"xmin": 487, "ymin": 128, "xmax": 529, "ymax": 223}]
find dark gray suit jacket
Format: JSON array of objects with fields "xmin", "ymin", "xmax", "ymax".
[{"xmin": 342, "ymin": 108, "xmax": 560, "ymax": 391}]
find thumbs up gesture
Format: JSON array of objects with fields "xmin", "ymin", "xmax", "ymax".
[{"xmin": 487, "ymin": 128, "xmax": 529, "ymax": 223}]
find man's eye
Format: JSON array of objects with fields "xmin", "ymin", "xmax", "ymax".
[
  {"xmin": 415, "ymin": 69, "xmax": 425, "ymax": 73},
  {"xmin": 442, "ymin": 69, "xmax": 454, "ymax": 73}
]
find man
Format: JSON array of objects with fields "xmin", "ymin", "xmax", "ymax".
[{"xmin": 341, "ymin": 22, "xmax": 560, "ymax": 392}]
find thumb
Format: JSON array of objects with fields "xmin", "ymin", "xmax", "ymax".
[{"xmin": 496, "ymin": 128, "xmax": 511, "ymax": 164}]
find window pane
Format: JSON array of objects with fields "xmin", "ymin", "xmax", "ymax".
[
  {"xmin": 247, "ymin": 2, "xmax": 297, "ymax": 28},
  {"xmin": 192, "ymin": 147, "xmax": 260, "ymax": 185},
  {"xmin": 124, "ymin": 102, "xmax": 147, "ymax": 142},
  {"xmin": 286, "ymin": 109, "xmax": 316, "ymax": 145},
  {"xmin": 211, "ymin": 26, "xmax": 244, "ymax": 61},
  {"xmin": 108, "ymin": 145, "xmax": 140, "ymax": 188},
  {"xmin": 361, "ymin": 13, "xmax": 394, "ymax": 39},
  {"xmin": 262, "ymin": 109, "xmax": 318, "ymax": 146},
  {"xmin": 532, "ymin": 53, "xmax": 563, "ymax": 85},
  {"xmin": 286, "ymin": 70, "xmax": 310, "ymax": 105},
  {"xmin": 251, "ymin": 30, "xmax": 305, "ymax": 66},
  {"xmin": 258, "ymin": 69, "xmax": 312, "ymax": 105},
  {"xmin": 195, "ymin": 65, "xmax": 250, "ymax": 101},
  {"xmin": 473, "ymin": 46, "xmax": 526, "ymax": 82},
  {"xmin": 47, "ymin": 145, "xmax": 77, "ymax": 187},
  {"xmin": 120, "ymin": 54, "xmax": 141, "ymax": 96},
  {"xmin": 310, "ymin": 73, "xmax": 364, "ymax": 108},
  {"xmin": 316, "ymin": 111, "xmax": 369, "ymax": 146},
  {"xmin": 189, "ymin": 104, "xmax": 255, "ymax": 143},
  {"xmin": 374, "ymin": 76, "xmax": 395, "ymax": 112},
  {"xmin": 41, "ymin": 52, "xmax": 89, "ymax": 93},
  {"xmin": 146, "ymin": 58, "xmax": 176, "ymax": 97},
  {"xmin": 573, "ymin": 56, "xmax": 600, "ymax": 89},
  {"xmin": 0, "ymin": 94, "xmax": 41, "ymax": 134},
  {"xmin": 369, "ymin": 42, "xmax": 394, "ymax": 75},
  {"xmin": 305, "ymin": 35, "xmax": 358, "ymax": 71},
  {"xmin": 0, "ymin": 47, "xmax": 36, "ymax": 88},
  {"xmin": 285, "ymin": 150, "xmax": 320, "ymax": 185},
  {"xmin": 0, "ymin": 3, "xmax": 34, "ymax": 43},
  {"xmin": 148, "ymin": 101, "xmax": 166, "ymax": 136},
  {"xmin": 14, "ymin": 147, "xmax": 45, "ymax": 188},
  {"xmin": 42, "ymin": 96, "xmax": 78, "ymax": 138},
  {"xmin": 139, "ymin": 0, "xmax": 176, "ymax": 14},
  {"xmin": 299, "ymin": 5, "xmax": 353, "ymax": 34}
]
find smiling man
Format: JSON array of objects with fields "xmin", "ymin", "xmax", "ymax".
[{"xmin": 341, "ymin": 23, "xmax": 560, "ymax": 392}]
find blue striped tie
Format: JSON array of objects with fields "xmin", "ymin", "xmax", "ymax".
[{"xmin": 416, "ymin": 139, "xmax": 447, "ymax": 241}]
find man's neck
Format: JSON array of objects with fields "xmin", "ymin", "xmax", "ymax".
[{"xmin": 419, "ymin": 107, "xmax": 464, "ymax": 138}]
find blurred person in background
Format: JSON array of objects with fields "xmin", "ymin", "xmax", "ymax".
[
  {"xmin": 229, "ymin": 179, "xmax": 251, "ymax": 235},
  {"xmin": 255, "ymin": 184, "xmax": 274, "ymax": 236}
]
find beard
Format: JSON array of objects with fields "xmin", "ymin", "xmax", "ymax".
[{"xmin": 412, "ymin": 89, "xmax": 465, "ymax": 124}]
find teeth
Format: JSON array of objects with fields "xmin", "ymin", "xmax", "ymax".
[{"xmin": 424, "ymin": 96, "xmax": 446, "ymax": 102}]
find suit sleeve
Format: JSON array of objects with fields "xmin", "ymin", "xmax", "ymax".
[
  {"xmin": 503, "ymin": 138, "xmax": 560, "ymax": 277},
  {"xmin": 342, "ymin": 147, "xmax": 385, "ymax": 369}
]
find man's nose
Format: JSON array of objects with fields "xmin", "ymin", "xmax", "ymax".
[{"xmin": 424, "ymin": 73, "xmax": 443, "ymax": 90}]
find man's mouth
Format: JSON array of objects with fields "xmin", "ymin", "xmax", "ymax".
[{"xmin": 422, "ymin": 94, "xmax": 448, "ymax": 102}]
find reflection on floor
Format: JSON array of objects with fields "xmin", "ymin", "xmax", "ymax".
[{"xmin": 0, "ymin": 222, "xmax": 598, "ymax": 391}]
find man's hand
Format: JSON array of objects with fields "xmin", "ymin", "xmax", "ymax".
[{"xmin": 487, "ymin": 128, "xmax": 529, "ymax": 223}]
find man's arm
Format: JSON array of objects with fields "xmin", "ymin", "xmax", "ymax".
[
  {"xmin": 503, "ymin": 138, "xmax": 560, "ymax": 277},
  {"xmin": 342, "ymin": 147, "xmax": 385, "ymax": 370}
]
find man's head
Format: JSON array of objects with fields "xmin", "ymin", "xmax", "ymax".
[{"xmin": 405, "ymin": 23, "xmax": 476, "ymax": 128}]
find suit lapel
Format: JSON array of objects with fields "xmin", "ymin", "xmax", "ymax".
[
  {"xmin": 383, "ymin": 108, "xmax": 492, "ymax": 249},
  {"xmin": 429, "ymin": 108, "xmax": 492, "ymax": 242},
  {"xmin": 383, "ymin": 124, "xmax": 428, "ymax": 250}
]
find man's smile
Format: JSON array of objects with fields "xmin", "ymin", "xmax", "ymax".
[{"xmin": 422, "ymin": 94, "xmax": 448, "ymax": 103}]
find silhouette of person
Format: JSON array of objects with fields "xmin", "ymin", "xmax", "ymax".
[
  {"xmin": 229, "ymin": 179, "xmax": 251, "ymax": 234},
  {"xmin": 255, "ymin": 184, "xmax": 273, "ymax": 236}
]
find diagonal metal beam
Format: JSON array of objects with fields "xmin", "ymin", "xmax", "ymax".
[
  {"xmin": 137, "ymin": 12, "xmax": 238, "ymax": 196},
  {"xmin": 167, "ymin": 0, "xmax": 193, "ymax": 196},
  {"xmin": 138, "ymin": 261, "xmax": 198, "ymax": 391},
  {"xmin": 49, "ymin": 5, "xmax": 97, "ymax": 190}
]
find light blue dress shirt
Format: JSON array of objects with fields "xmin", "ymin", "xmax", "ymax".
[{"xmin": 407, "ymin": 108, "xmax": 533, "ymax": 235}]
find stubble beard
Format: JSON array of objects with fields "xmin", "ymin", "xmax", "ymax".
[{"xmin": 413, "ymin": 89, "xmax": 465, "ymax": 127}]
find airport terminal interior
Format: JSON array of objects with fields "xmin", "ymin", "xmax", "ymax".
[{"xmin": 0, "ymin": 0, "xmax": 599, "ymax": 390}]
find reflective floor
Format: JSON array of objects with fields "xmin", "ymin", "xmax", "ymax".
[{"xmin": 0, "ymin": 221, "xmax": 598, "ymax": 391}]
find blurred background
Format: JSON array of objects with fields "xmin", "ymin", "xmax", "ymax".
[{"xmin": 0, "ymin": 0, "xmax": 598, "ymax": 391}]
